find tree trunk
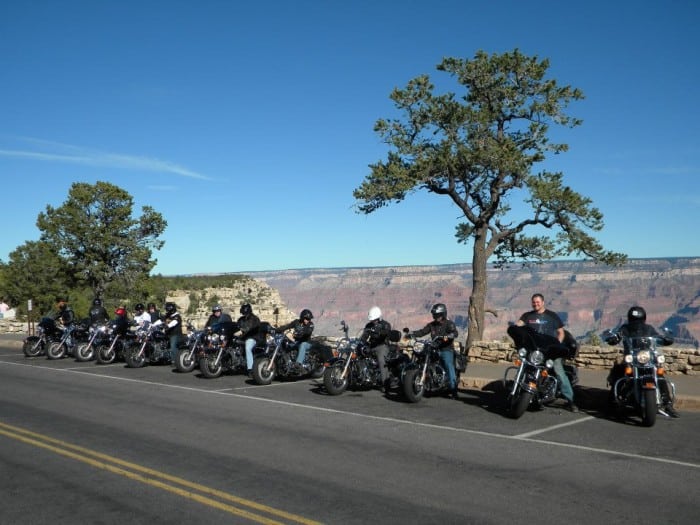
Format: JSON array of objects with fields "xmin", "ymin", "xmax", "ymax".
[{"xmin": 466, "ymin": 231, "xmax": 489, "ymax": 348}]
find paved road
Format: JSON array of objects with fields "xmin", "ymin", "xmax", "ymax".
[{"xmin": 1, "ymin": 343, "xmax": 699, "ymax": 524}]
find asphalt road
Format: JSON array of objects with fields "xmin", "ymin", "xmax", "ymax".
[{"xmin": 1, "ymin": 342, "xmax": 699, "ymax": 525}]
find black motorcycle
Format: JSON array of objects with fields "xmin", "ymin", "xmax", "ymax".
[
  {"xmin": 252, "ymin": 328, "xmax": 325, "ymax": 385},
  {"xmin": 173, "ymin": 322, "xmax": 205, "ymax": 373},
  {"xmin": 46, "ymin": 321, "xmax": 90, "ymax": 360},
  {"xmin": 125, "ymin": 321, "xmax": 172, "ymax": 368},
  {"xmin": 96, "ymin": 322, "xmax": 134, "ymax": 365},
  {"xmin": 503, "ymin": 325, "xmax": 578, "ymax": 419},
  {"xmin": 603, "ymin": 328, "xmax": 675, "ymax": 427},
  {"xmin": 75, "ymin": 323, "xmax": 110, "ymax": 362},
  {"xmin": 23, "ymin": 317, "xmax": 62, "ymax": 357},
  {"xmin": 323, "ymin": 321, "xmax": 404, "ymax": 396},
  {"xmin": 198, "ymin": 321, "xmax": 250, "ymax": 379},
  {"xmin": 401, "ymin": 335, "xmax": 462, "ymax": 403}
]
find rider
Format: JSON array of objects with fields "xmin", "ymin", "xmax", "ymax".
[
  {"xmin": 360, "ymin": 306, "xmax": 392, "ymax": 392},
  {"xmin": 147, "ymin": 302, "xmax": 161, "ymax": 323},
  {"xmin": 605, "ymin": 305, "xmax": 678, "ymax": 418},
  {"xmin": 515, "ymin": 293, "xmax": 578, "ymax": 412},
  {"xmin": 112, "ymin": 306, "xmax": 132, "ymax": 336},
  {"xmin": 133, "ymin": 303, "xmax": 151, "ymax": 328},
  {"xmin": 205, "ymin": 305, "xmax": 233, "ymax": 327},
  {"xmin": 89, "ymin": 298, "xmax": 110, "ymax": 325},
  {"xmin": 274, "ymin": 309, "xmax": 315, "ymax": 369},
  {"xmin": 236, "ymin": 303, "xmax": 262, "ymax": 376},
  {"xmin": 53, "ymin": 296, "xmax": 75, "ymax": 327},
  {"xmin": 163, "ymin": 302, "xmax": 183, "ymax": 363},
  {"xmin": 408, "ymin": 303, "xmax": 460, "ymax": 399}
]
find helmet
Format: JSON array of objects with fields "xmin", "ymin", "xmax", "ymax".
[
  {"xmin": 367, "ymin": 306, "xmax": 382, "ymax": 321},
  {"xmin": 212, "ymin": 305, "xmax": 222, "ymax": 313},
  {"xmin": 115, "ymin": 307, "xmax": 126, "ymax": 316},
  {"xmin": 165, "ymin": 302, "xmax": 176, "ymax": 314},
  {"xmin": 240, "ymin": 303, "xmax": 252, "ymax": 316},
  {"xmin": 93, "ymin": 298, "xmax": 102, "ymax": 307},
  {"xmin": 300, "ymin": 309, "xmax": 314, "ymax": 321},
  {"xmin": 431, "ymin": 303, "xmax": 447, "ymax": 319},
  {"xmin": 135, "ymin": 303, "xmax": 144, "ymax": 312},
  {"xmin": 628, "ymin": 306, "xmax": 646, "ymax": 323}
]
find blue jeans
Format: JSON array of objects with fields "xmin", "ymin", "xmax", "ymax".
[
  {"xmin": 439, "ymin": 349, "xmax": 457, "ymax": 390},
  {"xmin": 553, "ymin": 358, "xmax": 574, "ymax": 403},
  {"xmin": 169, "ymin": 335, "xmax": 180, "ymax": 362},
  {"xmin": 296, "ymin": 341, "xmax": 311, "ymax": 364},
  {"xmin": 245, "ymin": 338, "xmax": 256, "ymax": 371}
]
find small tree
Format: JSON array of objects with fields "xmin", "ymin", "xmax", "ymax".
[
  {"xmin": 353, "ymin": 49, "xmax": 626, "ymax": 347},
  {"xmin": 36, "ymin": 181, "xmax": 167, "ymax": 301}
]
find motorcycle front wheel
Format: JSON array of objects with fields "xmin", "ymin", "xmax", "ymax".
[
  {"xmin": 323, "ymin": 361, "xmax": 349, "ymax": 395},
  {"xmin": 403, "ymin": 369, "xmax": 425, "ymax": 403},
  {"xmin": 507, "ymin": 389, "xmax": 533, "ymax": 419},
  {"xmin": 23, "ymin": 338, "xmax": 45, "ymax": 358},
  {"xmin": 47, "ymin": 342, "xmax": 66, "ymax": 360},
  {"xmin": 199, "ymin": 354, "xmax": 223, "ymax": 379},
  {"xmin": 175, "ymin": 348, "xmax": 197, "ymax": 373},
  {"xmin": 641, "ymin": 388, "xmax": 657, "ymax": 427},
  {"xmin": 97, "ymin": 345, "xmax": 116, "ymax": 365},
  {"xmin": 75, "ymin": 343, "xmax": 95, "ymax": 362},
  {"xmin": 125, "ymin": 347, "xmax": 147, "ymax": 368},
  {"xmin": 252, "ymin": 357, "xmax": 275, "ymax": 385}
]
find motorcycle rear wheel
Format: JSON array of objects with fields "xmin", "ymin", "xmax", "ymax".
[
  {"xmin": 309, "ymin": 361, "xmax": 325, "ymax": 380},
  {"xmin": 75, "ymin": 343, "xmax": 95, "ymax": 362},
  {"xmin": 23, "ymin": 338, "xmax": 45, "ymax": 358},
  {"xmin": 47, "ymin": 342, "xmax": 66, "ymax": 360},
  {"xmin": 403, "ymin": 369, "xmax": 425, "ymax": 403},
  {"xmin": 199, "ymin": 355, "xmax": 222, "ymax": 378},
  {"xmin": 253, "ymin": 357, "xmax": 275, "ymax": 385},
  {"xmin": 323, "ymin": 362, "xmax": 349, "ymax": 395},
  {"xmin": 641, "ymin": 389, "xmax": 657, "ymax": 427},
  {"xmin": 507, "ymin": 390, "xmax": 533, "ymax": 419},
  {"xmin": 175, "ymin": 349, "xmax": 197, "ymax": 373}
]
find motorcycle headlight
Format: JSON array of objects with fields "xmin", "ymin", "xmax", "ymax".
[
  {"xmin": 350, "ymin": 340, "xmax": 359, "ymax": 352},
  {"xmin": 337, "ymin": 338, "xmax": 350, "ymax": 352},
  {"xmin": 545, "ymin": 359, "xmax": 554, "ymax": 369},
  {"xmin": 624, "ymin": 354, "xmax": 633, "ymax": 364},
  {"xmin": 637, "ymin": 350, "xmax": 651, "ymax": 365},
  {"xmin": 530, "ymin": 350, "xmax": 545, "ymax": 366},
  {"xmin": 657, "ymin": 354, "xmax": 665, "ymax": 364},
  {"xmin": 518, "ymin": 348, "xmax": 528, "ymax": 359}
]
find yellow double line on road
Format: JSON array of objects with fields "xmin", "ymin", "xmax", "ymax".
[{"xmin": 0, "ymin": 421, "xmax": 321, "ymax": 525}]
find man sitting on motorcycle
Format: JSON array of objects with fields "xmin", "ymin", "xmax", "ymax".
[
  {"xmin": 407, "ymin": 303, "xmax": 460, "ymax": 399},
  {"xmin": 361, "ymin": 306, "xmax": 393, "ymax": 392},
  {"xmin": 605, "ymin": 305, "xmax": 678, "ymax": 418},
  {"xmin": 515, "ymin": 293, "xmax": 578, "ymax": 412},
  {"xmin": 236, "ymin": 303, "xmax": 263, "ymax": 376},
  {"xmin": 274, "ymin": 309, "xmax": 315, "ymax": 369},
  {"xmin": 205, "ymin": 305, "xmax": 233, "ymax": 328}
]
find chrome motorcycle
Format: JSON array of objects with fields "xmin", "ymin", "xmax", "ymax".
[
  {"xmin": 401, "ymin": 335, "xmax": 461, "ymax": 403},
  {"xmin": 503, "ymin": 325, "xmax": 578, "ymax": 419},
  {"xmin": 252, "ymin": 328, "xmax": 325, "ymax": 385},
  {"xmin": 125, "ymin": 321, "xmax": 171, "ymax": 368},
  {"xmin": 46, "ymin": 321, "xmax": 90, "ymax": 360},
  {"xmin": 603, "ymin": 328, "xmax": 675, "ymax": 427},
  {"xmin": 75, "ymin": 323, "xmax": 110, "ymax": 362},
  {"xmin": 198, "ymin": 321, "xmax": 249, "ymax": 379},
  {"xmin": 23, "ymin": 317, "xmax": 62, "ymax": 357}
]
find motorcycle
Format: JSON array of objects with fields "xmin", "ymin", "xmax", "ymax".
[
  {"xmin": 46, "ymin": 321, "xmax": 90, "ymax": 360},
  {"xmin": 173, "ymin": 322, "xmax": 205, "ymax": 373},
  {"xmin": 198, "ymin": 321, "xmax": 250, "ymax": 379},
  {"xmin": 603, "ymin": 328, "xmax": 675, "ymax": 427},
  {"xmin": 251, "ymin": 328, "xmax": 325, "ymax": 385},
  {"xmin": 323, "ymin": 321, "xmax": 404, "ymax": 396},
  {"xmin": 503, "ymin": 325, "xmax": 578, "ymax": 419},
  {"xmin": 401, "ymin": 335, "xmax": 462, "ymax": 402},
  {"xmin": 23, "ymin": 317, "xmax": 62, "ymax": 357},
  {"xmin": 125, "ymin": 321, "xmax": 171, "ymax": 368},
  {"xmin": 74, "ymin": 323, "xmax": 110, "ymax": 362}
]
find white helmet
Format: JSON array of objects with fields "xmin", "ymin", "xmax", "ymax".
[{"xmin": 368, "ymin": 306, "xmax": 382, "ymax": 321}]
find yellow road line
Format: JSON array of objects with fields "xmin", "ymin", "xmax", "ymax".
[{"xmin": 0, "ymin": 421, "xmax": 322, "ymax": 525}]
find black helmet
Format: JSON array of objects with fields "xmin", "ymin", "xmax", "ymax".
[
  {"xmin": 135, "ymin": 303, "xmax": 145, "ymax": 312},
  {"xmin": 628, "ymin": 306, "xmax": 646, "ymax": 323},
  {"xmin": 240, "ymin": 303, "xmax": 252, "ymax": 316},
  {"xmin": 93, "ymin": 298, "xmax": 102, "ymax": 307},
  {"xmin": 431, "ymin": 303, "xmax": 447, "ymax": 319},
  {"xmin": 165, "ymin": 302, "xmax": 176, "ymax": 314},
  {"xmin": 300, "ymin": 309, "xmax": 313, "ymax": 321},
  {"xmin": 212, "ymin": 305, "xmax": 222, "ymax": 313}
]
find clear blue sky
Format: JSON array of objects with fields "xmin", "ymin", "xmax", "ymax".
[{"xmin": 1, "ymin": 1, "xmax": 698, "ymax": 275}]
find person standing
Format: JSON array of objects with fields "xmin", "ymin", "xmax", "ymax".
[
  {"xmin": 236, "ymin": 304, "xmax": 262, "ymax": 375},
  {"xmin": 162, "ymin": 302, "xmax": 182, "ymax": 363},
  {"xmin": 516, "ymin": 293, "xmax": 578, "ymax": 412}
]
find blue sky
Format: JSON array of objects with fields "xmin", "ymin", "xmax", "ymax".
[{"xmin": 1, "ymin": 0, "xmax": 698, "ymax": 276}]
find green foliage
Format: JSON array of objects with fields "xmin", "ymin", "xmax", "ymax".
[
  {"xmin": 353, "ymin": 49, "xmax": 627, "ymax": 345},
  {"xmin": 36, "ymin": 181, "xmax": 167, "ymax": 300}
]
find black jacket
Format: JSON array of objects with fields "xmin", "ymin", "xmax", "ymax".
[
  {"xmin": 412, "ymin": 319, "xmax": 458, "ymax": 350},
  {"xmin": 276, "ymin": 319, "xmax": 314, "ymax": 343},
  {"xmin": 361, "ymin": 319, "xmax": 392, "ymax": 348}
]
